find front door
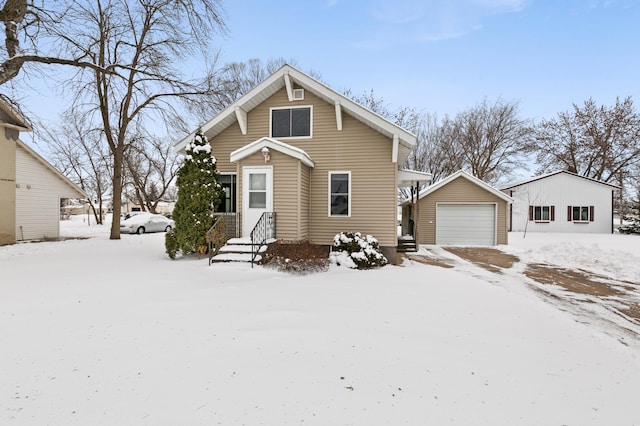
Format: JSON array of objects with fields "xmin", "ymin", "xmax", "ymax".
[{"xmin": 242, "ymin": 166, "xmax": 273, "ymax": 237}]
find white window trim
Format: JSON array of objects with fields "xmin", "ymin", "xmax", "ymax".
[
  {"xmin": 571, "ymin": 205, "xmax": 591, "ymax": 222},
  {"xmin": 269, "ymin": 105, "xmax": 313, "ymax": 139},
  {"xmin": 328, "ymin": 171, "xmax": 351, "ymax": 218},
  {"xmin": 534, "ymin": 205, "xmax": 551, "ymax": 223},
  {"xmin": 217, "ymin": 172, "xmax": 237, "ymax": 213}
]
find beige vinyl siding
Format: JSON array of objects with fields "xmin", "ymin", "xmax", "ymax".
[
  {"xmin": 15, "ymin": 144, "xmax": 83, "ymax": 240},
  {"xmin": 236, "ymin": 150, "xmax": 310, "ymax": 240},
  {"xmin": 209, "ymin": 86, "xmax": 398, "ymax": 247},
  {"xmin": 299, "ymin": 163, "xmax": 310, "ymax": 240},
  {"xmin": 417, "ymin": 177, "xmax": 508, "ymax": 245},
  {"xmin": 0, "ymin": 133, "xmax": 16, "ymax": 245}
]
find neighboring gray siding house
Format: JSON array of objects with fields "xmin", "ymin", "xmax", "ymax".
[{"xmin": 501, "ymin": 171, "xmax": 619, "ymax": 234}]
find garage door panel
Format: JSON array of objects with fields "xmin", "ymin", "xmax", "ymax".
[{"xmin": 436, "ymin": 204, "xmax": 496, "ymax": 246}]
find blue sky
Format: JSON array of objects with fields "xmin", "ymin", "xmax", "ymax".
[
  {"xmin": 14, "ymin": 0, "xmax": 639, "ymax": 144},
  {"xmin": 216, "ymin": 0, "xmax": 638, "ymax": 121}
]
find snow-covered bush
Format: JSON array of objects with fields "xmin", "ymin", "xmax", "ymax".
[
  {"xmin": 329, "ymin": 232, "xmax": 388, "ymax": 270},
  {"xmin": 167, "ymin": 129, "xmax": 224, "ymax": 259}
]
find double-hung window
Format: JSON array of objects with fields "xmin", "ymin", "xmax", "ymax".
[
  {"xmin": 329, "ymin": 172, "xmax": 350, "ymax": 217},
  {"xmin": 271, "ymin": 106, "xmax": 312, "ymax": 138},
  {"xmin": 529, "ymin": 205, "xmax": 554, "ymax": 222},
  {"xmin": 569, "ymin": 206, "xmax": 593, "ymax": 222}
]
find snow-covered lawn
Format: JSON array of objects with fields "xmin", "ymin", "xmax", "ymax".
[{"xmin": 1, "ymin": 217, "xmax": 639, "ymax": 425}]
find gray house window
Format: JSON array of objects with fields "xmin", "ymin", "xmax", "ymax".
[
  {"xmin": 214, "ymin": 174, "xmax": 236, "ymax": 213},
  {"xmin": 329, "ymin": 171, "xmax": 350, "ymax": 217},
  {"xmin": 271, "ymin": 107, "xmax": 311, "ymax": 138}
]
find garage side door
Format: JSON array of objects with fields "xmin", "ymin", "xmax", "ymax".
[{"xmin": 436, "ymin": 203, "xmax": 496, "ymax": 246}]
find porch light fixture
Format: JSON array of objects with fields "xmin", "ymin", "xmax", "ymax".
[{"xmin": 261, "ymin": 146, "xmax": 270, "ymax": 163}]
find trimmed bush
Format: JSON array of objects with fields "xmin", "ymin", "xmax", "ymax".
[{"xmin": 329, "ymin": 232, "xmax": 388, "ymax": 269}]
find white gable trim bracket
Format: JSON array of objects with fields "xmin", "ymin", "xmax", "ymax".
[
  {"xmin": 392, "ymin": 134, "xmax": 399, "ymax": 163},
  {"xmin": 284, "ymin": 72, "xmax": 294, "ymax": 102},
  {"xmin": 335, "ymin": 101, "xmax": 343, "ymax": 131},
  {"xmin": 234, "ymin": 107, "xmax": 247, "ymax": 135}
]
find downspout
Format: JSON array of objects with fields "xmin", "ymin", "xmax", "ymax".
[
  {"xmin": 414, "ymin": 181, "xmax": 419, "ymax": 250},
  {"xmin": 612, "ymin": 190, "xmax": 614, "ymax": 234}
]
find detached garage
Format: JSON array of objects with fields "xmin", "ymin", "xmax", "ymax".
[{"xmin": 406, "ymin": 170, "xmax": 512, "ymax": 246}]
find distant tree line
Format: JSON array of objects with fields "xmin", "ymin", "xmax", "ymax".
[{"xmin": 1, "ymin": 0, "xmax": 638, "ymax": 235}]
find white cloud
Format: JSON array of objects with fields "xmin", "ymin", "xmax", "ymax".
[{"xmin": 354, "ymin": 0, "xmax": 529, "ymax": 48}]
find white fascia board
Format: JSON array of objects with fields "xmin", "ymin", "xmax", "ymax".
[
  {"xmin": 285, "ymin": 66, "xmax": 417, "ymax": 148},
  {"xmin": 16, "ymin": 139, "xmax": 88, "ymax": 198},
  {"xmin": 175, "ymin": 67, "xmax": 292, "ymax": 153},
  {"xmin": 175, "ymin": 64, "xmax": 418, "ymax": 154},
  {"xmin": 230, "ymin": 137, "xmax": 315, "ymax": 168},
  {"xmin": 398, "ymin": 169, "xmax": 432, "ymax": 187},
  {"xmin": 419, "ymin": 170, "xmax": 513, "ymax": 203}
]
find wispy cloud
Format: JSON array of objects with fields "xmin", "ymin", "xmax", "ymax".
[{"xmin": 352, "ymin": 0, "xmax": 529, "ymax": 48}]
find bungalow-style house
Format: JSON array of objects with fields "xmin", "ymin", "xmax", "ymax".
[
  {"xmin": 400, "ymin": 170, "xmax": 512, "ymax": 246},
  {"xmin": 175, "ymin": 65, "xmax": 431, "ymax": 262},
  {"xmin": 0, "ymin": 96, "xmax": 87, "ymax": 245},
  {"xmin": 501, "ymin": 170, "xmax": 620, "ymax": 234}
]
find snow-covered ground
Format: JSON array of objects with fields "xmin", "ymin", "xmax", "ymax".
[{"xmin": 1, "ymin": 216, "xmax": 639, "ymax": 425}]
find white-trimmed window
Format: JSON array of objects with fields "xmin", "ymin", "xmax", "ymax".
[
  {"xmin": 270, "ymin": 106, "xmax": 312, "ymax": 138},
  {"xmin": 569, "ymin": 205, "xmax": 594, "ymax": 222},
  {"xmin": 215, "ymin": 173, "xmax": 237, "ymax": 213},
  {"xmin": 329, "ymin": 171, "xmax": 351, "ymax": 217},
  {"xmin": 529, "ymin": 205, "xmax": 554, "ymax": 222}
]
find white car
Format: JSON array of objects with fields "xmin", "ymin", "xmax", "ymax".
[{"xmin": 120, "ymin": 212, "xmax": 174, "ymax": 234}]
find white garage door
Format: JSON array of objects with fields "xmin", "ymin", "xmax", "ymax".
[{"xmin": 436, "ymin": 203, "xmax": 496, "ymax": 246}]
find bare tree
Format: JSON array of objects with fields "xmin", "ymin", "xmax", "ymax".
[
  {"xmin": 0, "ymin": 1, "xmax": 122, "ymax": 86},
  {"xmin": 123, "ymin": 135, "xmax": 180, "ymax": 214},
  {"xmin": 345, "ymin": 88, "xmax": 421, "ymax": 132},
  {"xmin": 46, "ymin": 108, "xmax": 112, "ymax": 225},
  {"xmin": 531, "ymin": 96, "xmax": 640, "ymax": 183},
  {"xmin": 43, "ymin": 0, "xmax": 225, "ymax": 239},
  {"xmin": 452, "ymin": 98, "xmax": 533, "ymax": 185},
  {"xmin": 191, "ymin": 57, "xmax": 319, "ymax": 122},
  {"xmin": 404, "ymin": 114, "xmax": 463, "ymax": 183}
]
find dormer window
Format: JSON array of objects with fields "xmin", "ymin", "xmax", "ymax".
[{"xmin": 271, "ymin": 106, "xmax": 312, "ymax": 138}]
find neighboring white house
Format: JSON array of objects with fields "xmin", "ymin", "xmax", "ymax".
[
  {"xmin": 15, "ymin": 139, "xmax": 88, "ymax": 241},
  {"xmin": 501, "ymin": 171, "xmax": 619, "ymax": 234}
]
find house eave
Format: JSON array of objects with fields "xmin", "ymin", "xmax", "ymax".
[
  {"xmin": 402, "ymin": 170, "xmax": 513, "ymax": 206},
  {"xmin": 175, "ymin": 64, "xmax": 417, "ymax": 155},
  {"xmin": 17, "ymin": 139, "xmax": 88, "ymax": 199},
  {"xmin": 398, "ymin": 169, "xmax": 432, "ymax": 187}
]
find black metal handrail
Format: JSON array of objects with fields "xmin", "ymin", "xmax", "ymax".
[
  {"xmin": 250, "ymin": 211, "xmax": 276, "ymax": 267},
  {"xmin": 206, "ymin": 213, "xmax": 239, "ymax": 265}
]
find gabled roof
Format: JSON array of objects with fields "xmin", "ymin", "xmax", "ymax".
[
  {"xmin": 500, "ymin": 170, "xmax": 621, "ymax": 190},
  {"xmin": 175, "ymin": 64, "xmax": 417, "ymax": 162},
  {"xmin": 402, "ymin": 170, "xmax": 512, "ymax": 205},
  {"xmin": 230, "ymin": 137, "xmax": 314, "ymax": 168},
  {"xmin": 17, "ymin": 140, "xmax": 88, "ymax": 199},
  {"xmin": 0, "ymin": 95, "xmax": 32, "ymax": 131}
]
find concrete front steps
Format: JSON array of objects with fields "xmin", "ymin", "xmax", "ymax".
[{"xmin": 210, "ymin": 237, "xmax": 273, "ymax": 264}]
